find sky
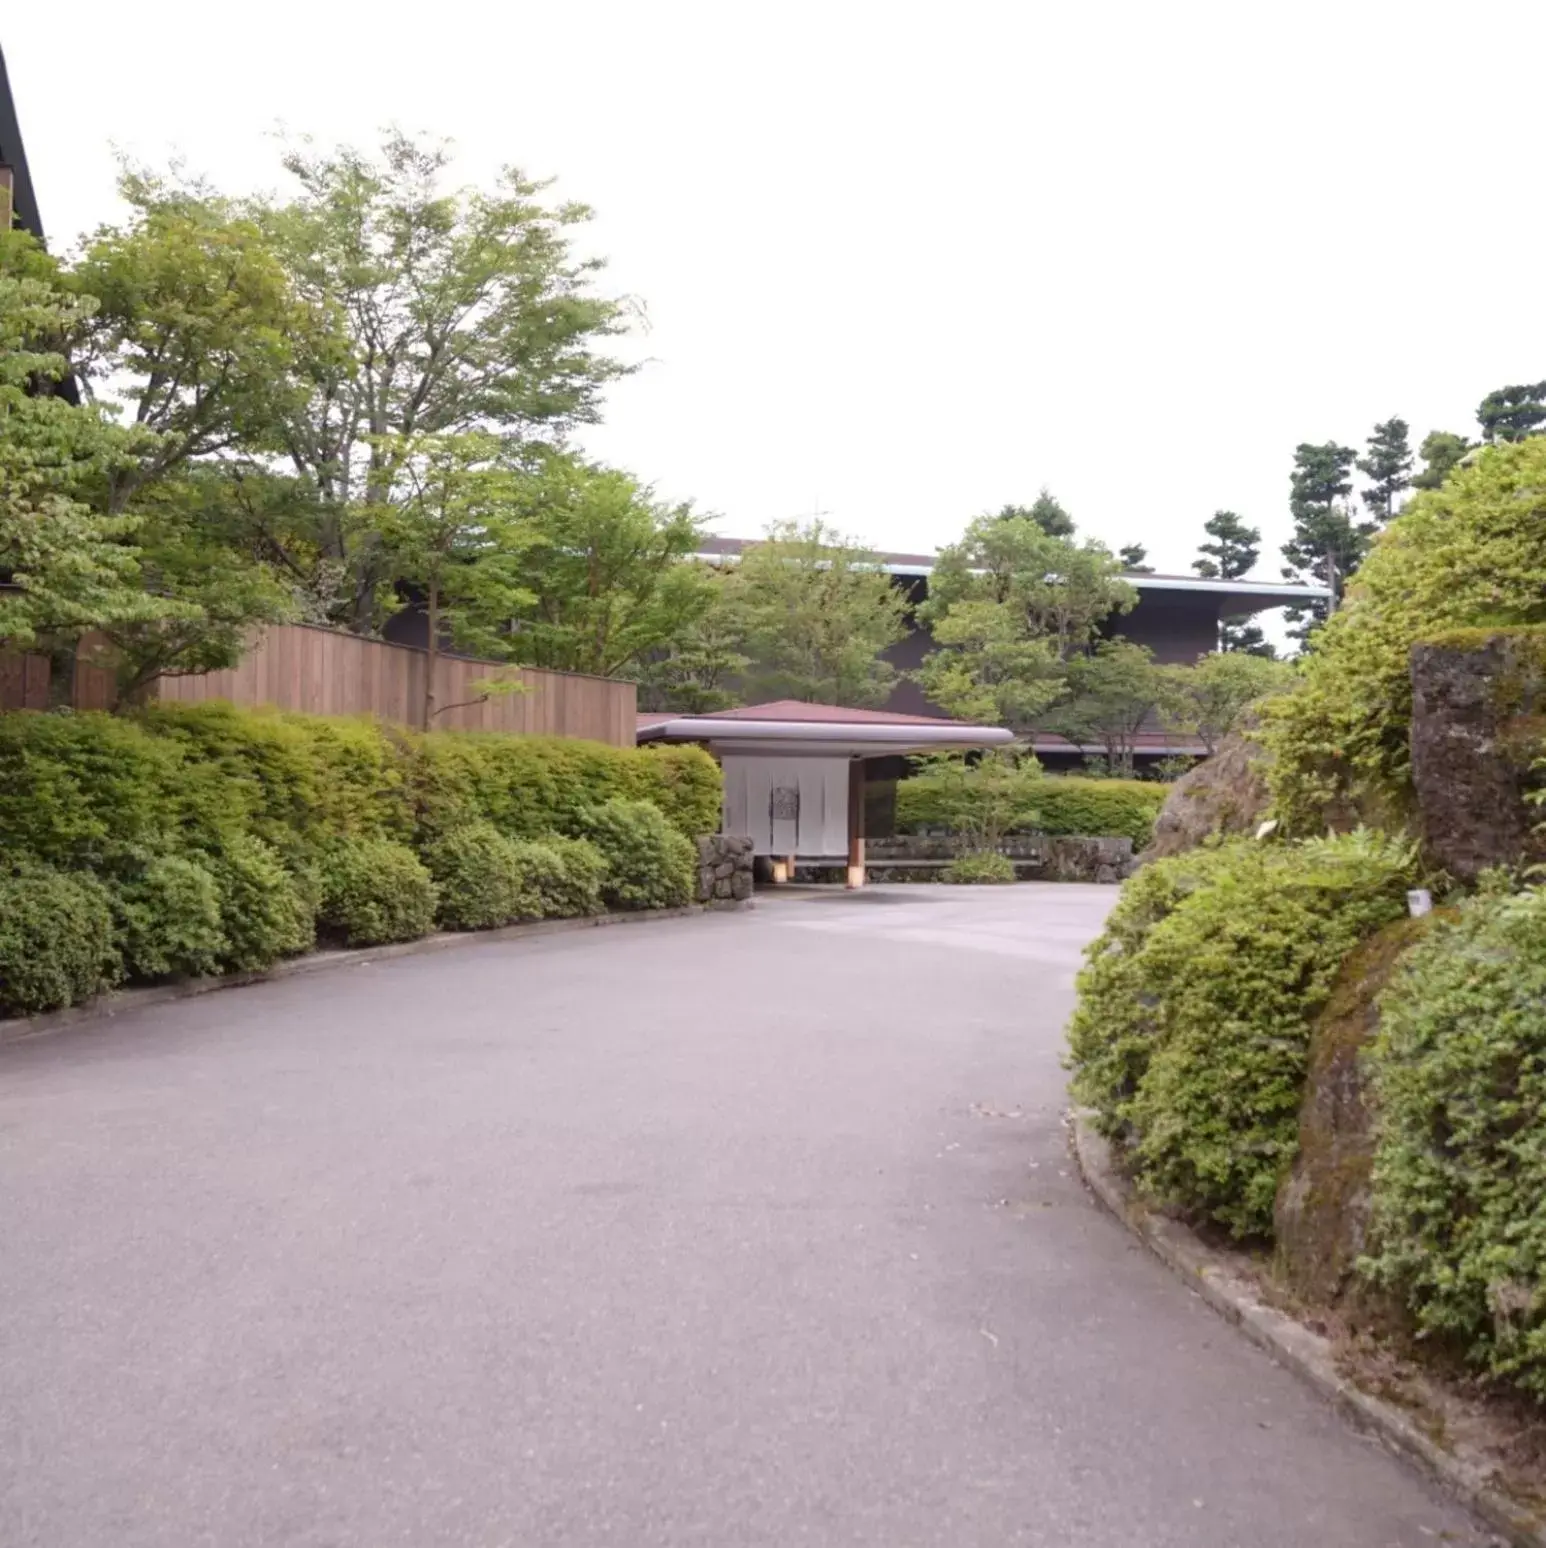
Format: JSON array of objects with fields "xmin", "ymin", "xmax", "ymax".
[{"xmin": 7, "ymin": 1, "xmax": 1544, "ymax": 579}]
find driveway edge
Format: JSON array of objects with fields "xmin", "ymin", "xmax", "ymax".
[
  {"xmin": 0, "ymin": 901, "xmax": 750, "ymax": 1048},
  {"xmin": 1070, "ymin": 1111, "xmax": 1543, "ymax": 1548}
]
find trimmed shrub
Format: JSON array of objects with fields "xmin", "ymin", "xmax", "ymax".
[
  {"xmin": 109, "ymin": 853, "xmax": 226, "ymax": 980},
  {"xmin": 1067, "ymin": 833, "xmax": 1414, "ymax": 1238},
  {"xmin": 515, "ymin": 836, "xmax": 607, "ymax": 919},
  {"xmin": 1364, "ymin": 887, "xmax": 1546, "ymax": 1400},
  {"xmin": 422, "ymin": 823, "xmax": 539, "ymax": 931},
  {"xmin": 316, "ymin": 837, "xmax": 438, "ymax": 947},
  {"xmin": 942, "ymin": 851, "xmax": 1016, "ymax": 884},
  {"xmin": 897, "ymin": 771, "xmax": 1163, "ymax": 846},
  {"xmin": 210, "ymin": 835, "xmax": 316, "ymax": 971},
  {"xmin": 1261, "ymin": 439, "xmax": 1546, "ymax": 835},
  {"xmin": 0, "ymin": 868, "xmax": 118, "ymax": 1017},
  {"xmin": 581, "ymin": 798, "xmax": 696, "ymax": 911},
  {"xmin": 408, "ymin": 732, "xmax": 719, "ymax": 844}
]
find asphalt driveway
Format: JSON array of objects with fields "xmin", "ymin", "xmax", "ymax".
[{"xmin": 0, "ymin": 885, "xmax": 1492, "ymax": 1546}]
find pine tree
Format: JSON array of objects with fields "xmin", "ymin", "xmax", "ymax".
[
  {"xmin": 1357, "ymin": 417, "xmax": 1413, "ymax": 522},
  {"xmin": 1118, "ymin": 543, "xmax": 1153, "ymax": 573},
  {"xmin": 1193, "ymin": 511, "xmax": 1274, "ymax": 655},
  {"xmin": 1477, "ymin": 381, "xmax": 1546, "ymax": 443},
  {"xmin": 1412, "ymin": 429, "xmax": 1471, "ymax": 490},
  {"xmin": 1280, "ymin": 442, "xmax": 1368, "ymax": 639}
]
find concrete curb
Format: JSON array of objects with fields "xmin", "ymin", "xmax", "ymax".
[
  {"xmin": 0, "ymin": 901, "xmax": 751, "ymax": 1049},
  {"xmin": 1070, "ymin": 1112, "xmax": 1543, "ymax": 1548}
]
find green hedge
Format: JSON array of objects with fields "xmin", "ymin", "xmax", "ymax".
[
  {"xmin": 1067, "ymin": 833, "xmax": 1414, "ymax": 1238},
  {"xmin": 0, "ymin": 869, "xmax": 118, "ymax": 1015},
  {"xmin": 896, "ymin": 773, "xmax": 1164, "ymax": 846},
  {"xmin": 1364, "ymin": 887, "xmax": 1546, "ymax": 1400},
  {"xmin": 583, "ymin": 798, "xmax": 696, "ymax": 911},
  {"xmin": 0, "ymin": 705, "xmax": 723, "ymax": 1018}
]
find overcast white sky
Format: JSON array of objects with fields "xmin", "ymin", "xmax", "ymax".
[{"xmin": 8, "ymin": 2, "xmax": 1544, "ymax": 577}]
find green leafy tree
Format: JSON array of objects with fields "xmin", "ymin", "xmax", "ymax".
[
  {"xmin": 901, "ymin": 750, "xmax": 1042, "ymax": 851},
  {"xmin": 995, "ymin": 488, "xmax": 1074, "ymax": 538},
  {"xmin": 1411, "ymin": 429, "xmax": 1472, "ymax": 491},
  {"xmin": 732, "ymin": 519, "xmax": 908, "ymax": 706},
  {"xmin": 1118, "ymin": 543, "xmax": 1153, "ymax": 573},
  {"xmin": 633, "ymin": 568, "xmax": 748, "ymax": 713},
  {"xmin": 1043, "ymin": 639, "xmax": 1175, "ymax": 777},
  {"xmin": 1193, "ymin": 510, "xmax": 1272, "ymax": 654},
  {"xmin": 0, "ymin": 232, "xmax": 175, "ymax": 654},
  {"xmin": 377, "ymin": 432, "xmax": 537, "ymax": 726},
  {"xmin": 1166, "ymin": 651, "xmax": 1293, "ymax": 754},
  {"xmin": 1476, "ymin": 380, "xmax": 1546, "ymax": 444},
  {"xmin": 255, "ymin": 131, "xmax": 630, "ymax": 631},
  {"xmin": 1357, "ymin": 417, "xmax": 1413, "ymax": 522},
  {"xmin": 1280, "ymin": 440, "xmax": 1370, "ymax": 638},
  {"xmin": 920, "ymin": 514, "xmax": 1134, "ymax": 730},
  {"xmin": 506, "ymin": 455, "xmax": 711, "ymax": 677}
]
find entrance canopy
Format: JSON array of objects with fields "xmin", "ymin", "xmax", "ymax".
[
  {"xmin": 638, "ymin": 701, "xmax": 1013, "ymax": 867},
  {"xmin": 635, "ymin": 699, "xmax": 1014, "ymax": 759}
]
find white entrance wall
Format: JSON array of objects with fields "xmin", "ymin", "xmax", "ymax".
[{"xmin": 721, "ymin": 755, "xmax": 851, "ymax": 857}]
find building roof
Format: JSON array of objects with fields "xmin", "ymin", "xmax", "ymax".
[
  {"xmin": 636, "ymin": 700, "xmax": 1013, "ymax": 756},
  {"xmin": 695, "ymin": 699, "xmax": 957, "ymax": 726},
  {"xmin": 693, "ymin": 534, "xmax": 1331, "ymax": 611}
]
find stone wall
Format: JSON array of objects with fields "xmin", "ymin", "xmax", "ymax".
[
  {"xmin": 859, "ymin": 834, "xmax": 1135, "ymax": 884},
  {"xmin": 695, "ymin": 834, "xmax": 754, "ymax": 905}
]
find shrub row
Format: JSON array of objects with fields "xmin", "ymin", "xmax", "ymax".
[
  {"xmin": 0, "ymin": 704, "xmax": 717, "ymax": 1018},
  {"xmin": 1066, "ymin": 832, "xmax": 1415, "ymax": 1239},
  {"xmin": 896, "ymin": 772, "xmax": 1165, "ymax": 846}
]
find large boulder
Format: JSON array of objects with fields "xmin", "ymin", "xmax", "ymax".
[
  {"xmin": 1273, "ymin": 918, "xmax": 1429, "ymax": 1312},
  {"xmin": 1141, "ymin": 726, "xmax": 1271, "ymax": 862},
  {"xmin": 1409, "ymin": 628, "xmax": 1546, "ymax": 882}
]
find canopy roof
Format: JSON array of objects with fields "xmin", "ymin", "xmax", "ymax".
[{"xmin": 636, "ymin": 700, "xmax": 1014, "ymax": 758}]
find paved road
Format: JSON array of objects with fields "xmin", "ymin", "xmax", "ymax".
[{"xmin": 0, "ymin": 886, "xmax": 1491, "ymax": 1547}]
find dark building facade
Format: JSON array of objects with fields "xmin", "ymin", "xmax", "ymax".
[{"xmin": 696, "ymin": 536, "xmax": 1328, "ymax": 766}]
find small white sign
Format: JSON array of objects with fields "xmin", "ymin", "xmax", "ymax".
[{"xmin": 1407, "ymin": 889, "xmax": 1433, "ymax": 918}]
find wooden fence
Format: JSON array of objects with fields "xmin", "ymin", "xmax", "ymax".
[{"xmin": 0, "ymin": 624, "xmax": 638, "ymax": 748}]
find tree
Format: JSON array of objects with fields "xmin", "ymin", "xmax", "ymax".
[
  {"xmin": 1043, "ymin": 639, "xmax": 1175, "ymax": 778},
  {"xmin": 254, "ymin": 132, "xmax": 630, "ymax": 632},
  {"xmin": 1118, "ymin": 543, "xmax": 1153, "ymax": 573},
  {"xmin": 901, "ymin": 750, "xmax": 1042, "ymax": 851},
  {"xmin": 632, "ymin": 567, "xmax": 747, "ymax": 714},
  {"xmin": 1357, "ymin": 417, "xmax": 1413, "ymax": 523},
  {"xmin": 0, "ymin": 231, "xmax": 176, "ymax": 654},
  {"xmin": 1193, "ymin": 510, "xmax": 1259, "ymax": 580},
  {"xmin": 505, "ymin": 456, "xmax": 711, "ymax": 678},
  {"xmin": 995, "ymin": 488, "xmax": 1074, "ymax": 538},
  {"xmin": 1477, "ymin": 381, "xmax": 1546, "ymax": 444},
  {"xmin": 1280, "ymin": 441, "xmax": 1371, "ymax": 637},
  {"xmin": 1167, "ymin": 651, "xmax": 1293, "ymax": 755},
  {"xmin": 377, "ymin": 433, "xmax": 537, "ymax": 726},
  {"xmin": 919, "ymin": 513, "xmax": 1134, "ymax": 731},
  {"xmin": 1412, "ymin": 430, "xmax": 1472, "ymax": 491},
  {"xmin": 732, "ymin": 519, "xmax": 908, "ymax": 706}
]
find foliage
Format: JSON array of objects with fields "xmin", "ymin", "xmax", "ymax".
[
  {"xmin": 1357, "ymin": 417, "xmax": 1413, "ymax": 523},
  {"xmin": 899, "ymin": 772, "xmax": 1163, "ymax": 845},
  {"xmin": 0, "ymin": 232, "xmax": 174, "ymax": 652},
  {"xmin": 209, "ymin": 834, "xmax": 315, "ymax": 970},
  {"xmin": 1193, "ymin": 511, "xmax": 1273, "ymax": 654},
  {"xmin": 1281, "ymin": 440, "xmax": 1374, "ymax": 635},
  {"xmin": 315, "ymin": 836, "xmax": 438, "ymax": 946},
  {"xmin": 253, "ymin": 131, "xmax": 628, "ymax": 632},
  {"xmin": 108, "ymin": 852, "xmax": 225, "ymax": 980},
  {"xmin": 993, "ymin": 489, "xmax": 1075, "ymax": 538},
  {"xmin": 1363, "ymin": 888, "xmax": 1546, "ymax": 1399},
  {"xmin": 516, "ymin": 835, "xmax": 608, "ymax": 918},
  {"xmin": 1412, "ymin": 429, "xmax": 1472, "ymax": 491},
  {"xmin": 942, "ymin": 851, "xmax": 1016, "ymax": 884},
  {"xmin": 1166, "ymin": 652, "xmax": 1294, "ymax": 755},
  {"xmin": 920, "ymin": 513, "xmax": 1134, "ymax": 731},
  {"xmin": 1044, "ymin": 640, "xmax": 1176, "ymax": 778},
  {"xmin": 1477, "ymin": 381, "xmax": 1546, "ymax": 445},
  {"xmin": 1261, "ymin": 440, "xmax": 1546, "ymax": 834},
  {"xmin": 632, "ymin": 566, "xmax": 749, "ymax": 713},
  {"xmin": 503, "ymin": 454, "xmax": 711, "ymax": 677},
  {"xmin": 422, "ymin": 822, "xmax": 540, "ymax": 929},
  {"xmin": 1068, "ymin": 834, "xmax": 1414, "ymax": 1237},
  {"xmin": 580, "ymin": 798, "xmax": 696, "ymax": 910},
  {"xmin": 730, "ymin": 519, "xmax": 909, "ymax": 707},
  {"xmin": 899, "ymin": 752, "xmax": 1041, "ymax": 848},
  {"xmin": 1117, "ymin": 543, "xmax": 1152, "ymax": 573},
  {"xmin": 0, "ymin": 867, "xmax": 119, "ymax": 1017}
]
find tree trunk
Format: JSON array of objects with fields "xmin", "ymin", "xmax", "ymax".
[{"xmin": 424, "ymin": 583, "xmax": 439, "ymax": 730}]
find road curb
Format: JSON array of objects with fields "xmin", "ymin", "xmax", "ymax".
[
  {"xmin": 1070, "ymin": 1111, "xmax": 1543, "ymax": 1548},
  {"xmin": 0, "ymin": 901, "xmax": 751, "ymax": 1049}
]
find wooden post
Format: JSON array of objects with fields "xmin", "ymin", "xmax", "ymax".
[
  {"xmin": 846, "ymin": 758, "xmax": 867, "ymax": 890},
  {"xmin": 0, "ymin": 166, "xmax": 13, "ymax": 233}
]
